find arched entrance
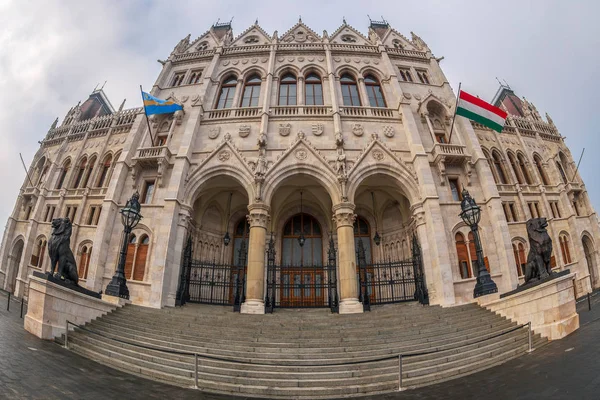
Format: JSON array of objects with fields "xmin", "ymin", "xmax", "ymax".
[
  {"xmin": 6, "ymin": 239, "xmax": 24, "ymax": 293},
  {"xmin": 583, "ymin": 235, "xmax": 597, "ymax": 288}
]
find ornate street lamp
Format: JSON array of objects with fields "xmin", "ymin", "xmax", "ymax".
[
  {"xmin": 105, "ymin": 192, "xmax": 143, "ymax": 299},
  {"xmin": 371, "ymin": 191, "xmax": 381, "ymax": 246},
  {"xmin": 459, "ymin": 189, "xmax": 497, "ymax": 298},
  {"xmin": 223, "ymin": 192, "xmax": 233, "ymax": 246},
  {"xmin": 298, "ymin": 191, "xmax": 306, "ymax": 247}
]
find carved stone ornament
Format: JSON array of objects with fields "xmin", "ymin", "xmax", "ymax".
[
  {"xmin": 352, "ymin": 123, "xmax": 364, "ymax": 137},
  {"xmin": 298, "ymin": 56, "xmax": 305, "ymax": 62},
  {"xmin": 218, "ymin": 151, "xmax": 231, "ymax": 162},
  {"xmin": 312, "ymin": 123, "xmax": 324, "ymax": 136},
  {"xmin": 247, "ymin": 212, "xmax": 269, "ymax": 228},
  {"xmin": 333, "ymin": 212, "xmax": 356, "ymax": 228},
  {"xmin": 239, "ymin": 125, "xmax": 251, "ymax": 138},
  {"xmin": 295, "ymin": 148, "xmax": 308, "ymax": 160},
  {"xmin": 414, "ymin": 94, "xmax": 422, "ymax": 101},
  {"xmin": 297, "ymin": 130, "xmax": 306, "ymax": 140},
  {"xmin": 208, "ymin": 127, "xmax": 220, "ymax": 139},
  {"xmin": 372, "ymin": 149, "xmax": 385, "ymax": 161},
  {"xmin": 279, "ymin": 123, "xmax": 292, "ymax": 136},
  {"xmin": 383, "ymin": 126, "xmax": 395, "ymax": 138}
]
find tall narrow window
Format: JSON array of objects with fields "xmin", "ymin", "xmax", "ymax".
[
  {"xmin": 240, "ymin": 74, "xmax": 261, "ymax": 107},
  {"xmin": 398, "ymin": 67, "xmax": 413, "ymax": 82},
  {"xmin": 141, "ymin": 180, "xmax": 155, "ymax": 204},
  {"xmin": 215, "ymin": 76, "xmax": 237, "ymax": 109},
  {"xmin": 278, "ymin": 73, "xmax": 297, "ymax": 106},
  {"xmin": 188, "ymin": 70, "xmax": 202, "ymax": 85},
  {"xmin": 534, "ymin": 155, "xmax": 549, "ymax": 185},
  {"xmin": 416, "ymin": 70, "xmax": 430, "ymax": 84},
  {"xmin": 364, "ymin": 75, "xmax": 386, "ymax": 107},
  {"xmin": 449, "ymin": 179, "xmax": 461, "ymax": 201},
  {"xmin": 492, "ymin": 151, "xmax": 509, "ymax": 184},
  {"xmin": 171, "ymin": 72, "xmax": 185, "ymax": 87},
  {"xmin": 455, "ymin": 233, "xmax": 471, "ymax": 279},
  {"xmin": 96, "ymin": 155, "xmax": 112, "ymax": 188},
  {"xmin": 560, "ymin": 235, "xmax": 572, "ymax": 265},
  {"xmin": 78, "ymin": 245, "xmax": 91, "ymax": 279},
  {"xmin": 73, "ymin": 158, "xmax": 87, "ymax": 188},
  {"xmin": 56, "ymin": 160, "xmax": 71, "ymax": 189},
  {"xmin": 508, "ymin": 153, "xmax": 523, "ymax": 184},
  {"xmin": 483, "ymin": 150, "xmax": 499, "ymax": 184},
  {"xmin": 133, "ymin": 235, "xmax": 149, "ymax": 281},
  {"xmin": 340, "ymin": 74, "xmax": 361, "ymax": 106},
  {"xmin": 31, "ymin": 238, "xmax": 46, "ymax": 267},
  {"xmin": 517, "ymin": 154, "xmax": 532, "ymax": 184},
  {"xmin": 124, "ymin": 234, "xmax": 136, "ymax": 279},
  {"xmin": 556, "ymin": 162, "xmax": 568, "ymax": 184},
  {"xmin": 305, "ymin": 73, "xmax": 323, "ymax": 105}
]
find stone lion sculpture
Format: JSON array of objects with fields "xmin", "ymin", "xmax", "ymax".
[
  {"xmin": 48, "ymin": 217, "xmax": 79, "ymax": 285},
  {"xmin": 524, "ymin": 217, "xmax": 553, "ymax": 284}
]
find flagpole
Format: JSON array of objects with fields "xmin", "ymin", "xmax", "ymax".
[
  {"xmin": 447, "ymin": 82, "xmax": 462, "ymax": 144},
  {"xmin": 570, "ymin": 147, "xmax": 585, "ymax": 182},
  {"xmin": 140, "ymin": 85, "xmax": 156, "ymax": 147},
  {"xmin": 19, "ymin": 153, "xmax": 35, "ymax": 187}
]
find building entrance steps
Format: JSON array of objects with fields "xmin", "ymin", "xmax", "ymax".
[{"xmin": 57, "ymin": 302, "xmax": 547, "ymax": 398}]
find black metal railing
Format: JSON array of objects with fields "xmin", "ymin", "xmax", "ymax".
[
  {"xmin": 1, "ymin": 288, "xmax": 28, "ymax": 318},
  {"xmin": 357, "ymin": 235, "xmax": 428, "ymax": 311},
  {"xmin": 176, "ymin": 236, "xmax": 247, "ymax": 311}
]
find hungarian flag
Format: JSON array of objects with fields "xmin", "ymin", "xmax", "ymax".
[{"xmin": 456, "ymin": 90, "xmax": 507, "ymax": 133}]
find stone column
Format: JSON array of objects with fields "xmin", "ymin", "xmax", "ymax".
[
  {"xmin": 333, "ymin": 203, "xmax": 362, "ymax": 314},
  {"xmin": 241, "ymin": 203, "xmax": 269, "ymax": 314}
]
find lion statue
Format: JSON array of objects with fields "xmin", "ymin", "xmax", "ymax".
[
  {"xmin": 524, "ymin": 217, "xmax": 553, "ymax": 284},
  {"xmin": 48, "ymin": 217, "xmax": 79, "ymax": 285}
]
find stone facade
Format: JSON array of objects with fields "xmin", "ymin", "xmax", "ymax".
[{"xmin": 1, "ymin": 19, "xmax": 599, "ymax": 311}]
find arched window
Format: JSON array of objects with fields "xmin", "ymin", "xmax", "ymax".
[
  {"xmin": 364, "ymin": 75, "xmax": 386, "ymax": 108},
  {"xmin": 468, "ymin": 231, "xmax": 490, "ymax": 272},
  {"xmin": 30, "ymin": 238, "xmax": 46, "ymax": 268},
  {"xmin": 133, "ymin": 235, "xmax": 149, "ymax": 281},
  {"xmin": 340, "ymin": 73, "xmax": 361, "ymax": 106},
  {"xmin": 278, "ymin": 73, "xmax": 297, "ymax": 106},
  {"xmin": 513, "ymin": 242, "xmax": 526, "ymax": 277},
  {"xmin": 507, "ymin": 153, "xmax": 523, "ymax": 184},
  {"xmin": 517, "ymin": 154, "xmax": 532, "ymax": 184},
  {"xmin": 534, "ymin": 155, "xmax": 549, "ymax": 185},
  {"xmin": 482, "ymin": 149, "xmax": 499, "ymax": 184},
  {"xmin": 282, "ymin": 213, "xmax": 322, "ymax": 266},
  {"xmin": 215, "ymin": 75, "xmax": 237, "ymax": 109},
  {"xmin": 73, "ymin": 157, "xmax": 87, "ymax": 188},
  {"xmin": 188, "ymin": 71, "xmax": 202, "ymax": 85},
  {"xmin": 305, "ymin": 73, "xmax": 323, "ymax": 105},
  {"xmin": 96, "ymin": 155, "xmax": 112, "ymax": 188},
  {"xmin": 240, "ymin": 74, "xmax": 261, "ymax": 107},
  {"xmin": 353, "ymin": 216, "xmax": 372, "ymax": 263},
  {"xmin": 56, "ymin": 159, "xmax": 71, "ymax": 189},
  {"xmin": 233, "ymin": 218, "xmax": 250, "ymax": 266},
  {"xmin": 124, "ymin": 234, "xmax": 136, "ymax": 280},
  {"xmin": 492, "ymin": 151, "xmax": 509, "ymax": 184},
  {"xmin": 559, "ymin": 234, "xmax": 572, "ymax": 265},
  {"xmin": 78, "ymin": 245, "xmax": 92, "ymax": 279},
  {"xmin": 556, "ymin": 162, "xmax": 568, "ymax": 184},
  {"xmin": 455, "ymin": 233, "xmax": 471, "ymax": 279},
  {"xmin": 81, "ymin": 156, "xmax": 96, "ymax": 188}
]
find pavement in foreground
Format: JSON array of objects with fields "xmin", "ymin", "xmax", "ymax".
[{"xmin": 1, "ymin": 292, "xmax": 599, "ymax": 400}]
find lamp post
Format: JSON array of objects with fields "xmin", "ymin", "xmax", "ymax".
[
  {"xmin": 371, "ymin": 191, "xmax": 381, "ymax": 246},
  {"xmin": 223, "ymin": 192, "xmax": 232, "ymax": 246},
  {"xmin": 459, "ymin": 189, "xmax": 498, "ymax": 298},
  {"xmin": 298, "ymin": 191, "xmax": 306, "ymax": 248},
  {"xmin": 105, "ymin": 192, "xmax": 143, "ymax": 299}
]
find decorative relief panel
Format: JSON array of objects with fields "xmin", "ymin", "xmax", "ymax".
[
  {"xmin": 279, "ymin": 123, "xmax": 292, "ymax": 136},
  {"xmin": 312, "ymin": 123, "xmax": 324, "ymax": 136},
  {"xmin": 383, "ymin": 126, "xmax": 395, "ymax": 138},
  {"xmin": 217, "ymin": 151, "xmax": 231, "ymax": 162},
  {"xmin": 208, "ymin": 127, "xmax": 220, "ymax": 139},
  {"xmin": 352, "ymin": 123, "xmax": 364, "ymax": 137},
  {"xmin": 239, "ymin": 125, "xmax": 251, "ymax": 138},
  {"xmin": 372, "ymin": 149, "xmax": 385, "ymax": 161}
]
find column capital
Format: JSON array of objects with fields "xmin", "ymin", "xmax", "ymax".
[
  {"xmin": 247, "ymin": 203, "xmax": 270, "ymax": 229},
  {"xmin": 332, "ymin": 202, "xmax": 356, "ymax": 228}
]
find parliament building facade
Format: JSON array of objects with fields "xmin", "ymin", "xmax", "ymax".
[{"xmin": 1, "ymin": 19, "xmax": 598, "ymax": 313}]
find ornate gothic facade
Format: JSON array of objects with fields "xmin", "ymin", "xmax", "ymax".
[{"xmin": 1, "ymin": 19, "xmax": 598, "ymax": 312}]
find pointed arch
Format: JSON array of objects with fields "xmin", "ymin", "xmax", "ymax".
[
  {"xmin": 56, "ymin": 158, "xmax": 72, "ymax": 189},
  {"xmin": 532, "ymin": 153, "xmax": 549, "ymax": 185},
  {"xmin": 215, "ymin": 74, "xmax": 238, "ymax": 109},
  {"xmin": 240, "ymin": 73, "xmax": 262, "ymax": 107},
  {"xmin": 364, "ymin": 74, "xmax": 386, "ymax": 108}
]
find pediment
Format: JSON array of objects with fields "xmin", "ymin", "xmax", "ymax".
[
  {"xmin": 265, "ymin": 132, "xmax": 334, "ymax": 178},
  {"xmin": 348, "ymin": 135, "xmax": 417, "ymax": 181},
  {"xmin": 187, "ymin": 135, "xmax": 253, "ymax": 183},
  {"xmin": 185, "ymin": 29, "xmax": 221, "ymax": 53},
  {"xmin": 329, "ymin": 24, "xmax": 371, "ymax": 45},
  {"xmin": 279, "ymin": 21, "xmax": 322, "ymax": 44},
  {"xmin": 382, "ymin": 29, "xmax": 418, "ymax": 51},
  {"xmin": 230, "ymin": 23, "xmax": 272, "ymax": 46}
]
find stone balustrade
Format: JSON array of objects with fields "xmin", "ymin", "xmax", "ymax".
[
  {"xmin": 339, "ymin": 106, "xmax": 397, "ymax": 119},
  {"xmin": 205, "ymin": 107, "xmax": 261, "ymax": 120},
  {"xmin": 270, "ymin": 105, "xmax": 331, "ymax": 117}
]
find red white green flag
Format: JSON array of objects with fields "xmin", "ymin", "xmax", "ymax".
[{"xmin": 456, "ymin": 90, "xmax": 507, "ymax": 133}]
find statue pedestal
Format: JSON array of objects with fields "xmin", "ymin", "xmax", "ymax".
[
  {"xmin": 24, "ymin": 275, "xmax": 118, "ymax": 340},
  {"xmin": 478, "ymin": 272, "xmax": 579, "ymax": 340}
]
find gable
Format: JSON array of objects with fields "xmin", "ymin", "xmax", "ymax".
[
  {"xmin": 329, "ymin": 24, "xmax": 371, "ymax": 45},
  {"xmin": 230, "ymin": 24, "xmax": 272, "ymax": 46},
  {"xmin": 186, "ymin": 30, "xmax": 221, "ymax": 53},
  {"xmin": 382, "ymin": 29, "xmax": 417, "ymax": 51},
  {"xmin": 279, "ymin": 22, "xmax": 322, "ymax": 44}
]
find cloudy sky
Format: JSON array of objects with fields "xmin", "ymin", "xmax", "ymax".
[{"xmin": 1, "ymin": 0, "xmax": 598, "ymax": 228}]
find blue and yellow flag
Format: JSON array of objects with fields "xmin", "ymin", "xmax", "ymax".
[{"xmin": 142, "ymin": 91, "xmax": 183, "ymax": 115}]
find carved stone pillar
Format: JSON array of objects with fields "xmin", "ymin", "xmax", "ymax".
[
  {"xmin": 240, "ymin": 203, "xmax": 269, "ymax": 314},
  {"xmin": 333, "ymin": 202, "xmax": 362, "ymax": 314}
]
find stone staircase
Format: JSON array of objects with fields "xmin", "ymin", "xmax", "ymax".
[{"xmin": 57, "ymin": 302, "xmax": 546, "ymax": 399}]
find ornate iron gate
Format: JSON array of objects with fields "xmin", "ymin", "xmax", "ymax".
[
  {"xmin": 357, "ymin": 234, "xmax": 428, "ymax": 311},
  {"xmin": 176, "ymin": 236, "xmax": 247, "ymax": 311},
  {"xmin": 265, "ymin": 235, "xmax": 338, "ymax": 313}
]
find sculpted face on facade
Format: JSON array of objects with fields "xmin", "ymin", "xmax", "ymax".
[{"xmin": 0, "ymin": 18, "xmax": 598, "ymax": 312}]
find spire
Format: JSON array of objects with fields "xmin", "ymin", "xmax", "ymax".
[
  {"xmin": 50, "ymin": 117, "xmax": 58, "ymax": 130},
  {"xmin": 545, "ymin": 112, "xmax": 555, "ymax": 126},
  {"xmin": 118, "ymin": 99, "xmax": 126, "ymax": 112}
]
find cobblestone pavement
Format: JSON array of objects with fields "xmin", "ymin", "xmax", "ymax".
[{"xmin": 1, "ymin": 291, "xmax": 599, "ymax": 400}]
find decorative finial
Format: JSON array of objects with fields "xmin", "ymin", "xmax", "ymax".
[
  {"xmin": 299, "ymin": 15, "xmax": 302, "ymax": 23},
  {"xmin": 343, "ymin": 16, "xmax": 347, "ymax": 24},
  {"xmin": 50, "ymin": 117, "xmax": 58, "ymax": 130},
  {"xmin": 255, "ymin": 18, "xmax": 258, "ymax": 25},
  {"xmin": 100, "ymin": 80, "xmax": 107, "ymax": 90}
]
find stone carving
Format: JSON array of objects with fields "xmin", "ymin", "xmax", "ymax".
[
  {"xmin": 255, "ymin": 147, "xmax": 268, "ymax": 177},
  {"xmin": 352, "ymin": 123, "xmax": 364, "ymax": 137},
  {"xmin": 218, "ymin": 151, "xmax": 231, "ymax": 162},
  {"xmin": 335, "ymin": 148, "xmax": 347, "ymax": 177},
  {"xmin": 208, "ymin": 127, "xmax": 220, "ymax": 139},
  {"xmin": 383, "ymin": 126, "xmax": 395, "ymax": 138},
  {"xmin": 297, "ymin": 130, "xmax": 306, "ymax": 140},
  {"xmin": 239, "ymin": 125, "xmax": 251, "ymax": 138},
  {"xmin": 174, "ymin": 34, "xmax": 191, "ymax": 54},
  {"xmin": 295, "ymin": 148, "xmax": 308, "ymax": 160},
  {"xmin": 335, "ymin": 132, "xmax": 344, "ymax": 146},
  {"xmin": 298, "ymin": 56, "xmax": 305, "ymax": 62},
  {"xmin": 524, "ymin": 218, "xmax": 554, "ymax": 284},
  {"xmin": 312, "ymin": 123, "xmax": 324, "ymax": 136},
  {"xmin": 48, "ymin": 218, "xmax": 79, "ymax": 284},
  {"xmin": 372, "ymin": 149, "xmax": 385, "ymax": 161},
  {"xmin": 279, "ymin": 123, "xmax": 292, "ymax": 136},
  {"xmin": 333, "ymin": 211, "xmax": 356, "ymax": 228},
  {"xmin": 257, "ymin": 133, "xmax": 267, "ymax": 147}
]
